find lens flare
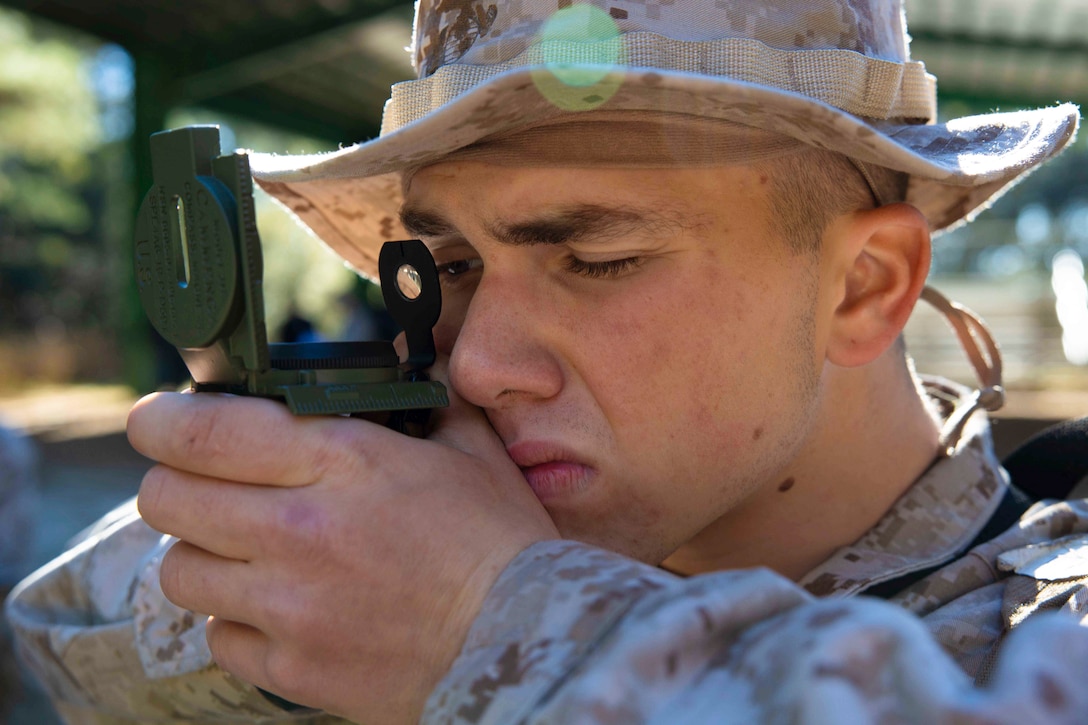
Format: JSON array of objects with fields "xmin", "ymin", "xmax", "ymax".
[{"xmin": 532, "ymin": 4, "xmax": 624, "ymax": 111}]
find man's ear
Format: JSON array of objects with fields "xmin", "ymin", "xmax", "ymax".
[{"xmin": 826, "ymin": 203, "xmax": 931, "ymax": 368}]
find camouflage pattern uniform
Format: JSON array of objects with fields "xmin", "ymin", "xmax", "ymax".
[{"xmin": 7, "ymin": 380, "xmax": 1088, "ymax": 723}]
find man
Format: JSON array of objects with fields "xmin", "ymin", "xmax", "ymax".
[{"xmin": 7, "ymin": 1, "xmax": 1088, "ymax": 723}]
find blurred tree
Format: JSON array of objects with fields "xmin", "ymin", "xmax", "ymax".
[{"xmin": 0, "ymin": 9, "xmax": 116, "ymax": 349}]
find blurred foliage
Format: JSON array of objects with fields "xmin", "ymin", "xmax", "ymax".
[
  {"xmin": 0, "ymin": 8, "xmax": 116, "ymax": 341},
  {"xmin": 0, "ymin": 9, "xmax": 381, "ymax": 389}
]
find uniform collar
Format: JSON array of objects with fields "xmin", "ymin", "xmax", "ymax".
[{"xmin": 799, "ymin": 377, "xmax": 1010, "ymax": 598}]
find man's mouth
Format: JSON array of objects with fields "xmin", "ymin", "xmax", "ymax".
[{"xmin": 506, "ymin": 441, "xmax": 595, "ymax": 502}]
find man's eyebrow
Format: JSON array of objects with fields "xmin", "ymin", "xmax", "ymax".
[
  {"xmin": 399, "ymin": 203, "xmax": 693, "ymax": 246},
  {"xmin": 399, "ymin": 206, "xmax": 456, "ymax": 238},
  {"xmin": 491, "ymin": 204, "xmax": 687, "ymax": 247}
]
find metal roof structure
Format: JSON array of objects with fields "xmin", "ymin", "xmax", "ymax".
[
  {"xmin": 1, "ymin": 0, "xmax": 1085, "ymax": 146},
  {"xmin": 0, "ymin": 0, "xmax": 415, "ymax": 144},
  {"xmin": 908, "ymin": 0, "xmax": 1088, "ymax": 113}
]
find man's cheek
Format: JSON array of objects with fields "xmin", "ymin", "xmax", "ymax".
[
  {"xmin": 434, "ymin": 302, "xmax": 469, "ymax": 354},
  {"xmin": 433, "ymin": 323, "xmax": 459, "ymax": 355}
]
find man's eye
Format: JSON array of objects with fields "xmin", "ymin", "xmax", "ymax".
[
  {"xmin": 437, "ymin": 258, "xmax": 482, "ymax": 280},
  {"xmin": 564, "ymin": 257, "xmax": 643, "ymax": 279}
]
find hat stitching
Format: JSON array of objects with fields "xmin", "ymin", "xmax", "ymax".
[{"xmin": 386, "ymin": 33, "xmax": 936, "ymax": 136}]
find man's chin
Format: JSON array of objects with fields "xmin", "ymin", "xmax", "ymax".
[{"xmin": 550, "ymin": 518, "xmax": 676, "ymax": 567}]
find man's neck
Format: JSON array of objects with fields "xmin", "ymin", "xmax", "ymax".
[{"xmin": 661, "ymin": 350, "xmax": 942, "ymax": 580}]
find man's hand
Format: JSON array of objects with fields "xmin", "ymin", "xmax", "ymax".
[{"xmin": 128, "ymin": 378, "xmax": 557, "ymax": 724}]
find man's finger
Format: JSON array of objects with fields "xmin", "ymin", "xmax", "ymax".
[
  {"xmin": 127, "ymin": 392, "xmax": 388, "ymax": 486},
  {"xmin": 204, "ymin": 617, "xmax": 277, "ymax": 694},
  {"xmin": 159, "ymin": 541, "xmax": 268, "ymax": 626},
  {"xmin": 205, "ymin": 617, "xmax": 324, "ymax": 712},
  {"xmin": 138, "ymin": 465, "xmax": 282, "ymax": 561},
  {"xmin": 424, "ymin": 357, "xmax": 509, "ymax": 458}
]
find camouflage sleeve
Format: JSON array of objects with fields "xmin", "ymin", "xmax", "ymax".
[{"xmin": 422, "ymin": 540, "xmax": 1088, "ymax": 724}]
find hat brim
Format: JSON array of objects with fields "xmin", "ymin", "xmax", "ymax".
[{"xmin": 250, "ymin": 65, "xmax": 1079, "ymax": 279}]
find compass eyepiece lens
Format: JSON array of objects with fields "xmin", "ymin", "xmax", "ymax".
[{"xmin": 396, "ymin": 264, "xmax": 423, "ymax": 300}]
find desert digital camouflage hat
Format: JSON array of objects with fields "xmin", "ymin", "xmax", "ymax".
[{"xmin": 248, "ymin": 0, "xmax": 1080, "ymax": 279}]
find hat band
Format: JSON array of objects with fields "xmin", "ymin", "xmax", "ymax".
[{"xmin": 383, "ymin": 33, "xmax": 936, "ymax": 135}]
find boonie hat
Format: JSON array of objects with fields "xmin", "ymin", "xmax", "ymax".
[{"xmin": 249, "ymin": 0, "xmax": 1080, "ymax": 279}]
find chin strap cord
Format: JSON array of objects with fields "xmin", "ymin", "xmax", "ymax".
[
  {"xmin": 920, "ymin": 286, "xmax": 1006, "ymax": 452},
  {"xmin": 847, "ymin": 158, "xmax": 887, "ymax": 208}
]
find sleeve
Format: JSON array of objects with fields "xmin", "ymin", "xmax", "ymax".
[{"xmin": 422, "ymin": 540, "xmax": 1088, "ymax": 725}]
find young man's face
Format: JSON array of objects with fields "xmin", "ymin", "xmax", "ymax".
[{"xmin": 401, "ymin": 160, "xmax": 834, "ymax": 565}]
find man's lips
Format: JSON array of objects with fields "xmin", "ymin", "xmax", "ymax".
[{"xmin": 506, "ymin": 441, "xmax": 595, "ymax": 502}]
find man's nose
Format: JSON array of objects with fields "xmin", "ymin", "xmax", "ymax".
[{"xmin": 447, "ymin": 273, "xmax": 563, "ymax": 409}]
